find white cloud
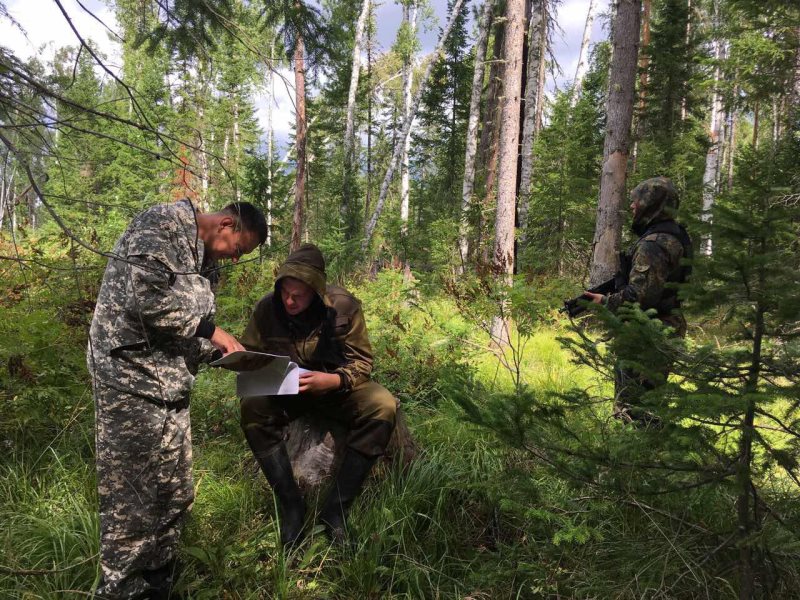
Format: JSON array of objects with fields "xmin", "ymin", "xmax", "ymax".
[
  {"xmin": 1, "ymin": 0, "xmax": 122, "ymax": 77},
  {"xmin": 551, "ymin": 0, "xmax": 611, "ymax": 92},
  {"xmin": 252, "ymin": 67, "xmax": 296, "ymax": 155}
]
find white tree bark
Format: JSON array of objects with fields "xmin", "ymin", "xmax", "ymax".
[
  {"xmin": 266, "ymin": 42, "xmax": 274, "ymax": 248},
  {"xmin": 400, "ymin": 1, "xmax": 418, "ymax": 233},
  {"xmin": 570, "ymin": 0, "xmax": 596, "ymax": 108},
  {"xmin": 518, "ymin": 0, "xmax": 547, "ymax": 243},
  {"xmin": 490, "ymin": 0, "xmax": 526, "ymax": 345},
  {"xmin": 0, "ymin": 156, "xmax": 13, "ymax": 232},
  {"xmin": 343, "ymin": 0, "xmax": 371, "ymax": 225},
  {"xmin": 700, "ymin": 12, "xmax": 723, "ymax": 256},
  {"xmin": 458, "ymin": 0, "xmax": 494, "ymax": 267},
  {"xmin": 362, "ymin": 0, "xmax": 467, "ymax": 251},
  {"xmin": 233, "ymin": 97, "xmax": 241, "ymax": 203},
  {"xmin": 589, "ymin": 0, "xmax": 641, "ymax": 286}
]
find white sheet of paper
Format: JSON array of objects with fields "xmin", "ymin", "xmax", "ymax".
[
  {"xmin": 210, "ymin": 350, "xmax": 283, "ymax": 370},
  {"xmin": 210, "ymin": 351, "xmax": 310, "ymax": 397}
]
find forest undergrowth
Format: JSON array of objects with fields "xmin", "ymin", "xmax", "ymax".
[{"xmin": 1, "ymin": 257, "xmax": 798, "ymax": 599}]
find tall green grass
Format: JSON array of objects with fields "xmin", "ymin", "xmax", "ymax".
[{"xmin": 2, "ymin": 272, "xmax": 799, "ymax": 598}]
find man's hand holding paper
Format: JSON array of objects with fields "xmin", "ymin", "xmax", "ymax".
[{"xmin": 298, "ymin": 371, "xmax": 341, "ymax": 395}]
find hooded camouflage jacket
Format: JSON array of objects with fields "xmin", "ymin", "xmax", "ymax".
[
  {"xmin": 606, "ymin": 177, "xmax": 692, "ymax": 335},
  {"xmin": 240, "ymin": 244, "xmax": 373, "ymax": 391},
  {"xmin": 87, "ymin": 199, "xmax": 217, "ymax": 404}
]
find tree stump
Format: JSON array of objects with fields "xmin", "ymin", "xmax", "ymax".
[{"xmin": 285, "ymin": 400, "xmax": 417, "ymax": 492}]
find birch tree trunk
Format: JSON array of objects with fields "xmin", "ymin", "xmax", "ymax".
[
  {"xmin": 701, "ymin": 11, "xmax": 723, "ymax": 257},
  {"xmin": 589, "ymin": 0, "xmax": 642, "ymax": 286},
  {"xmin": 517, "ymin": 0, "xmax": 548, "ymax": 244},
  {"xmin": 365, "ymin": 14, "xmax": 374, "ymax": 221},
  {"xmin": 489, "ymin": 0, "xmax": 526, "ymax": 345},
  {"xmin": 752, "ymin": 101, "xmax": 759, "ymax": 150},
  {"xmin": 725, "ymin": 102, "xmax": 736, "ymax": 190},
  {"xmin": 266, "ymin": 41, "xmax": 275, "ymax": 248},
  {"xmin": 570, "ymin": 0, "xmax": 596, "ymax": 108},
  {"xmin": 197, "ymin": 102, "xmax": 210, "ymax": 210},
  {"xmin": 233, "ymin": 97, "xmax": 242, "ymax": 203},
  {"xmin": 362, "ymin": 0, "xmax": 467, "ymax": 251},
  {"xmin": 291, "ymin": 33, "xmax": 307, "ymax": 253},
  {"xmin": 400, "ymin": 1, "xmax": 418, "ymax": 234},
  {"xmin": 681, "ymin": 0, "xmax": 692, "ymax": 121},
  {"xmin": 343, "ymin": 0, "xmax": 370, "ymax": 234},
  {"xmin": 0, "ymin": 153, "xmax": 12, "ymax": 232},
  {"xmin": 458, "ymin": 0, "xmax": 494, "ymax": 268}
]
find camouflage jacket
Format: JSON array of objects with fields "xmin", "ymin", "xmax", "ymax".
[
  {"xmin": 87, "ymin": 199, "xmax": 217, "ymax": 404},
  {"xmin": 240, "ymin": 247, "xmax": 373, "ymax": 391},
  {"xmin": 606, "ymin": 219, "xmax": 691, "ymax": 335}
]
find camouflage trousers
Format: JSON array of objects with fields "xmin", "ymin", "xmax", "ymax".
[{"xmin": 92, "ymin": 379, "xmax": 194, "ymax": 599}]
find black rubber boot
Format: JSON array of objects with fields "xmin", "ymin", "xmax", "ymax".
[
  {"xmin": 143, "ymin": 560, "xmax": 180, "ymax": 599},
  {"xmin": 252, "ymin": 443, "xmax": 306, "ymax": 549},
  {"xmin": 318, "ymin": 448, "xmax": 378, "ymax": 544}
]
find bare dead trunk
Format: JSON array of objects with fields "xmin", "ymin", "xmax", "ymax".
[
  {"xmin": 518, "ymin": 0, "xmax": 548, "ymax": 244},
  {"xmin": 631, "ymin": 0, "xmax": 651, "ymax": 173},
  {"xmin": 459, "ymin": 0, "xmax": 494, "ymax": 268},
  {"xmin": 362, "ymin": 0, "xmax": 467, "ymax": 251},
  {"xmin": 589, "ymin": 0, "xmax": 642, "ymax": 286},
  {"xmin": 478, "ymin": 22, "xmax": 505, "ymax": 210},
  {"xmin": 534, "ymin": 13, "xmax": 546, "ymax": 133},
  {"xmin": 291, "ymin": 34, "xmax": 307, "ymax": 254},
  {"xmin": 570, "ymin": 0, "xmax": 596, "ymax": 107},
  {"xmin": 343, "ymin": 0, "xmax": 371, "ymax": 231},
  {"xmin": 490, "ymin": 0, "xmax": 526, "ymax": 346},
  {"xmin": 400, "ymin": 2, "xmax": 418, "ymax": 234}
]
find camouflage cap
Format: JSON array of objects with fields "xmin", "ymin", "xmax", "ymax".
[{"xmin": 631, "ymin": 176, "xmax": 679, "ymax": 229}]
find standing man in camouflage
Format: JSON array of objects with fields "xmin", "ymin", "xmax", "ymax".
[
  {"xmin": 88, "ymin": 199, "xmax": 267, "ymax": 599},
  {"xmin": 583, "ymin": 177, "xmax": 692, "ymax": 426},
  {"xmin": 238, "ymin": 243, "xmax": 396, "ymax": 547}
]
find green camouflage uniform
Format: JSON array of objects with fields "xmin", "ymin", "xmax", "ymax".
[
  {"xmin": 87, "ymin": 199, "xmax": 217, "ymax": 598},
  {"xmin": 239, "ymin": 244, "xmax": 396, "ymax": 460},
  {"xmin": 605, "ymin": 177, "xmax": 692, "ymax": 424}
]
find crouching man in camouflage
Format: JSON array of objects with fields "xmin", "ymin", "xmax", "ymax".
[
  {"xmin": 239, "ymin": 243, "xmax": 396, "ymax": 546},
  {"xmin": 583, "ymin": 177, "xmax": 692, "ymax": 427},
  {"xmin": 87, "ymin": 199, "xmax": 266, "ymax": 598}
]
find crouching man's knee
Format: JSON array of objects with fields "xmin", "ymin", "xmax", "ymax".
[
  {"xmin": 347, "ymin": 381, "xmax": 397, "ymax": 457},
  {"xmin": 239, "ymin": 396, "xmax": 287, "ymax": 456}
]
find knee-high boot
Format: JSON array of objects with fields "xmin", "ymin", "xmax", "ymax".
[
  {"xmin": 318, "ymin": 448, "xmax": 377, "ymax": 543},
  {"xmin": 249, "ymin": 442, "xmax": 306, "ymax": 548}
]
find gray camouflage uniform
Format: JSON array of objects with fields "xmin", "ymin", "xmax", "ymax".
[{"xmin": 87, "ymin": 199, "xmax": 217, "ymax": 598}]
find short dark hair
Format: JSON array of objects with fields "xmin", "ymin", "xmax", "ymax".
[{"xmin": 222, "ymin": 202, "xmax": 268, "ymax": 245}]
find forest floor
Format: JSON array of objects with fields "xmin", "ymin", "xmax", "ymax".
[{"xmin": 0, "ymin": 266, "xmax": 796, "ymax": 599}]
